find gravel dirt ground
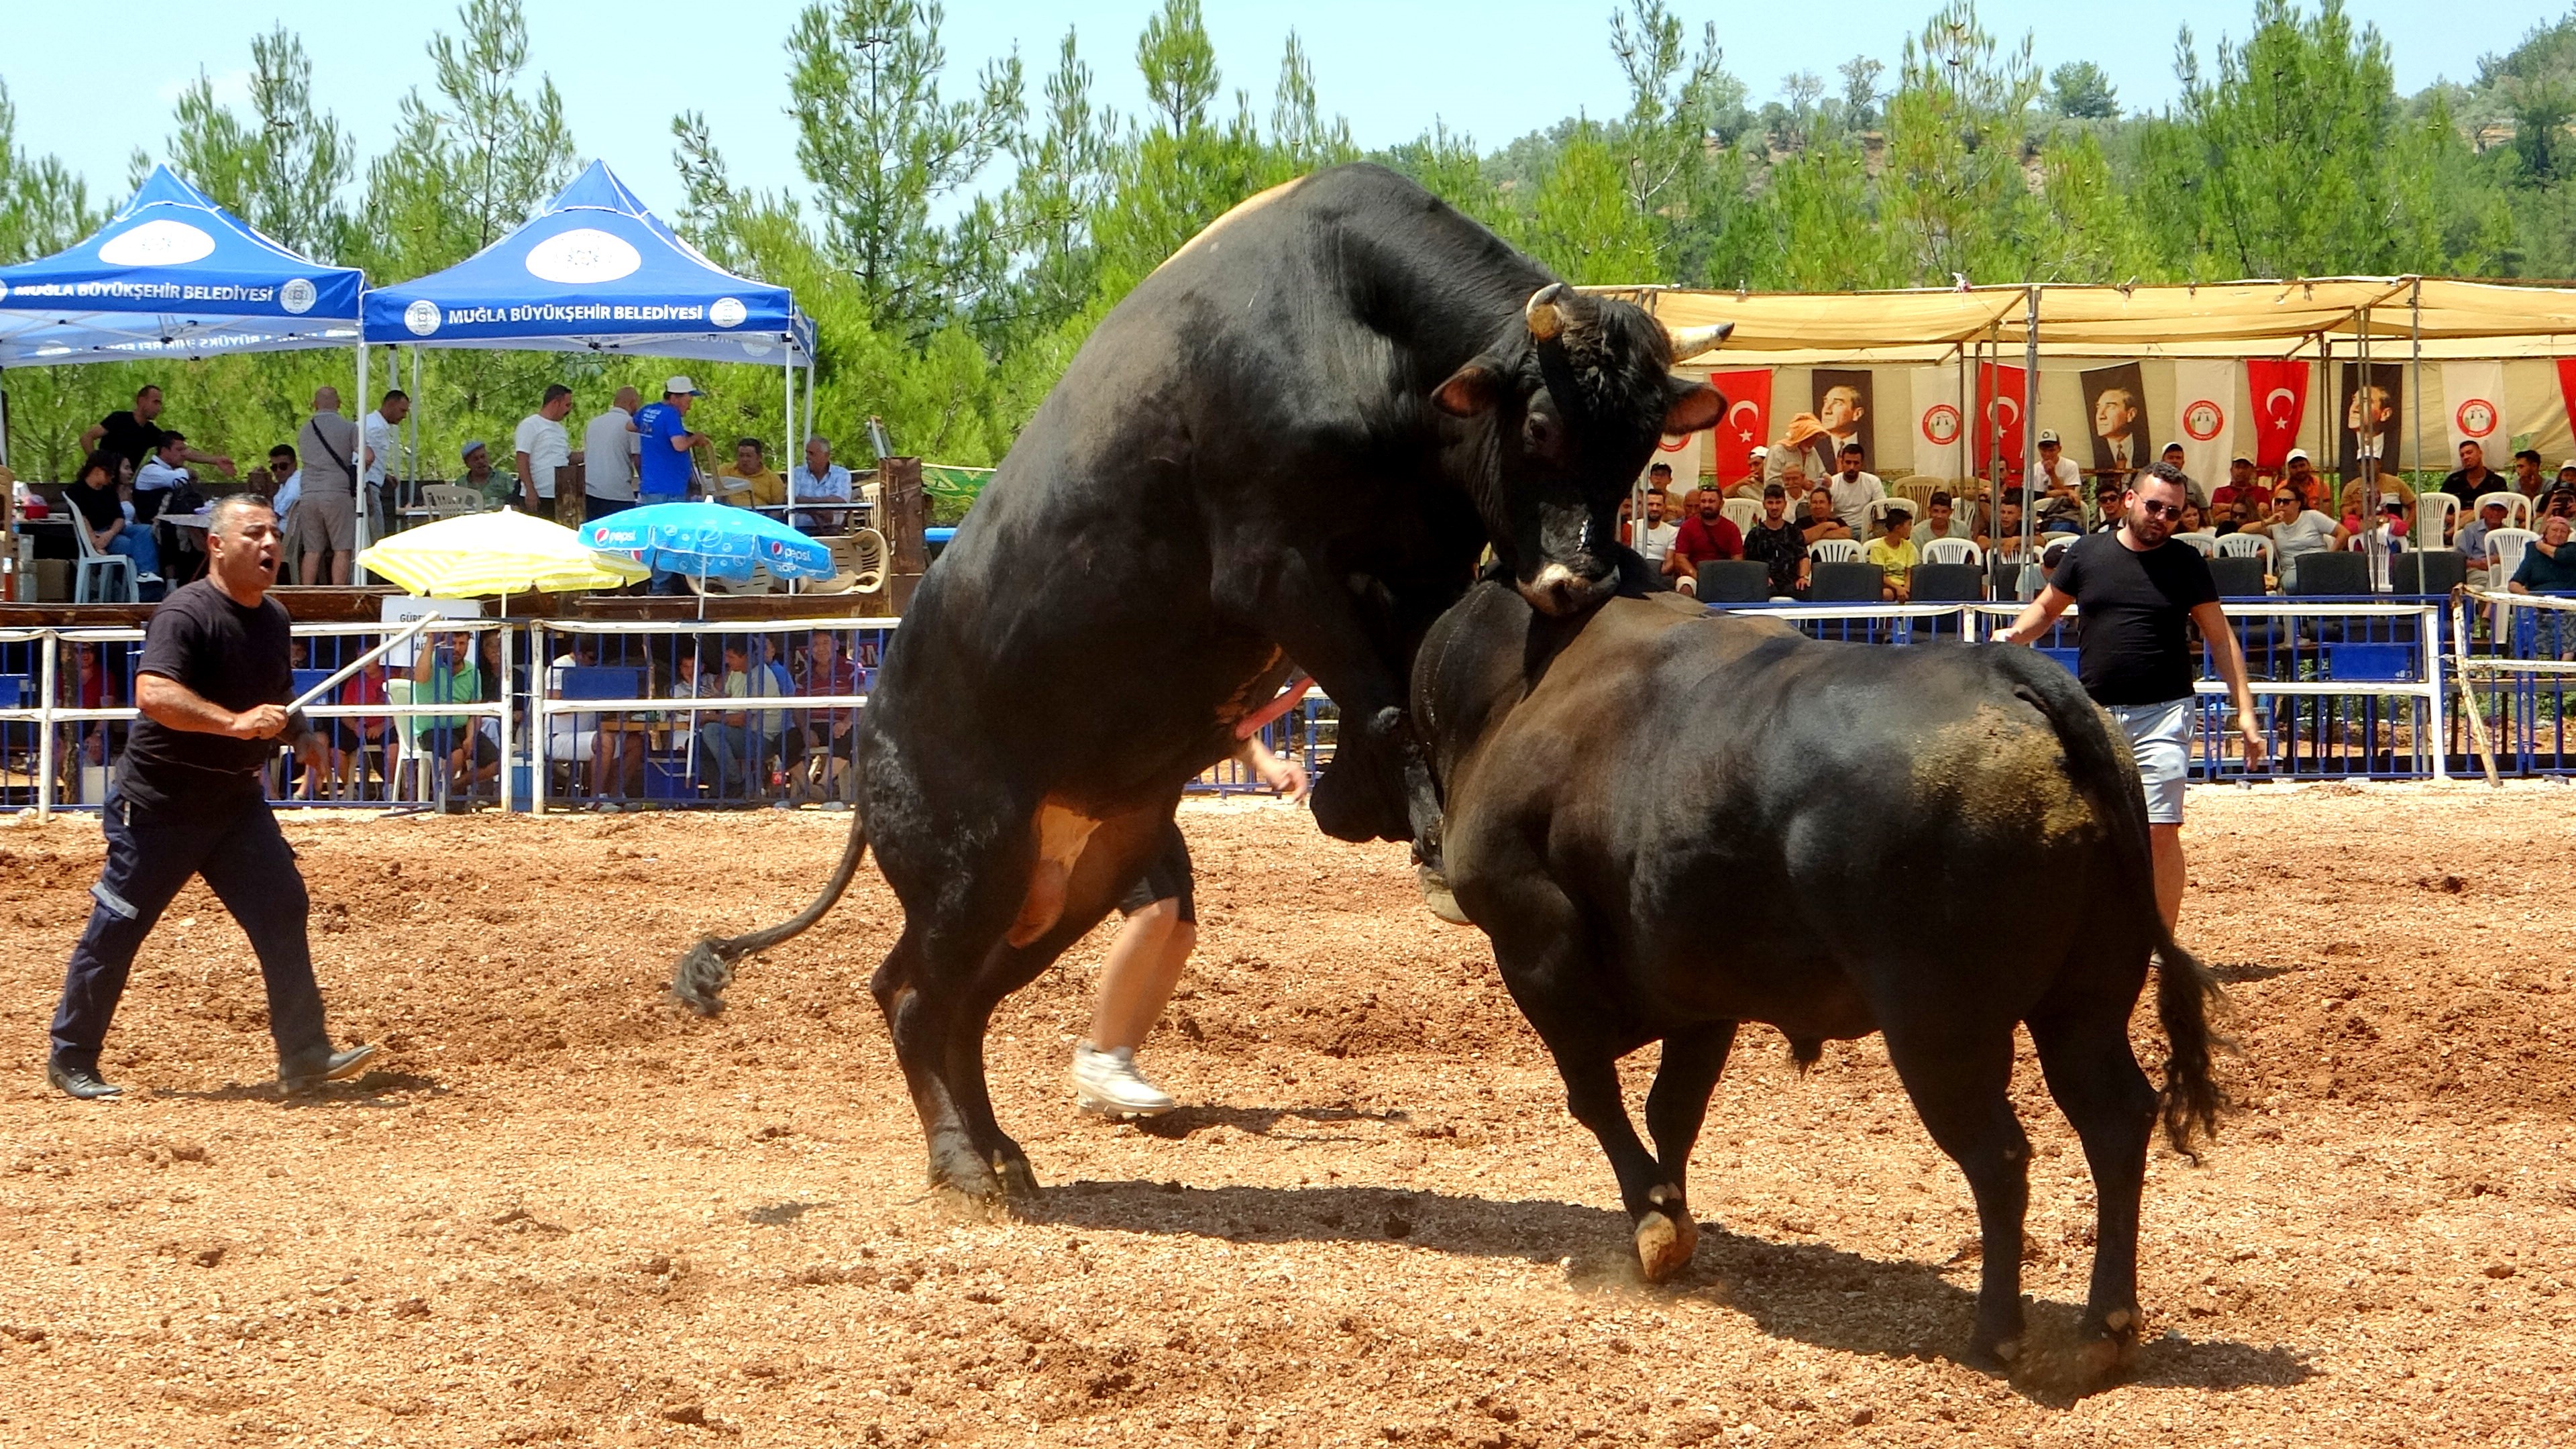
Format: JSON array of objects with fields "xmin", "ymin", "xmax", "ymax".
[{"xmin": 0, "ymin": 781, "xmax": 2571, "ymax": 1448}]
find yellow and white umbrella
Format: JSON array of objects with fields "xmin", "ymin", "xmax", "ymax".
[{"xmin": 354, "ymin": 508, "xmax": 645, "ymax": 597}]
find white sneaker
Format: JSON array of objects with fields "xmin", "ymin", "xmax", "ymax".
[{"xmin": 1069, "ymin": 1041, "xmax": 1175, "ymax": 1117}]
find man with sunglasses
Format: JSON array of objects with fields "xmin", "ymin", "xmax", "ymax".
[{"xmin": 2002, "ymin": 463, "xmax": 2265, "ymax": 928}]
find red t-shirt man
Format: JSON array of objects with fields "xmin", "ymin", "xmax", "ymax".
[{"xmin": 1670, "ymin": 511, "xmax": 1743, "ymax": 570}]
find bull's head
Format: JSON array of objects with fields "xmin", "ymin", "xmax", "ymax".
[{"xmin": 1432, "ymin": 283, "xmax": 1729, "ymax": 616}]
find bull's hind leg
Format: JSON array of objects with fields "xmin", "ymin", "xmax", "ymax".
[
  {"xmin": 1879, "ymin": 1018, "xmax": 2031, "ymax": 1366},
  {"xmin": 872, "ymin": 921, "xmax": 1004, "ymax": 1199},
  {"xmin": 2028, "ymin": 994, "xmax": 2158, "ymax": 1375},
  {"xmin": 939, "ymin": 810, "xmax": 1171, "ymax": 1199}
]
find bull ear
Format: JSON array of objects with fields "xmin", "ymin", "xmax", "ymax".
[
  {"xmin": 1662, "ymin": 378, "xmax": 1727, "ymax": 437},
  {"xmin": 1433, "ymin": 362, "xmax": 1503, "ymax": 418}
]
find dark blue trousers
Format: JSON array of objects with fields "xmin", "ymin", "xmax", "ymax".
[{"xmin": 49, "ymin": 790, "xmax": 330, "ymax": 1071}]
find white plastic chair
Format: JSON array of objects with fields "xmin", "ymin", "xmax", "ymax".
[
  {"xmin": 2487, "ymin": 527, "xmax": 2540, "ymax": 588},
  {"xmin": 1719, "ymin": 497, "xmax": 1760, "ymax": 538},
  {"xmin": 1863, "ymin": 496, "xmax": 1913, "ymax": 535},
  {"xmin": 419, "ymin": 484, "xmax": 485, "ymax": 519},
  {"xmin": 1807, "ymin": 537, "xmax": 1862, "ymax": 564},
  {"xmin": 2216, "ymin": 531, "xmax": 2276, "ymax": 570},
  {"xmin": 2475, "ymin": 491, "xmax": 2534, "ymax": 532},
  {"xmin": 2169, "ymin": 531, "xmax": 2218, "ymax": 557},
  {"xmin": 1919, "ymin": 536, "xmax": 1984, "ymax": 567},
  {"xmin": 70, "ymin": 508, "xmax": 155, "ymax": 602},
  {"xmin": 2414, "ymin": 492, "xmax": 2459, "ymax": 548}
]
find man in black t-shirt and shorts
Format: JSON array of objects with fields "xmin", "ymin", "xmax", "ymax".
[
  {"xmin": 2002, "ymin": 462, "xmax": 2267, "ymax": 927},
  {"xmin": 45, "ymin": 495, "xmax": 378, "ymax": 1101}
]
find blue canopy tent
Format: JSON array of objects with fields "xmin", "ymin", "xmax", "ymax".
[
  {"xmin": 0, "ymin": 164, "xmax": 365, "ymax": 474},
  {"xmin": 363, "ymin": 162, "xmax": 816, "ymax": 539}
]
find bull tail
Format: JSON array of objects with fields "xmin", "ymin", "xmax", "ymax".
[
  {"xmin": 1992, "ymin": 647, "xmax": 2232, "ymax": 1160},
  {"xmin": 668, "ymin": 806, "xmax": 871, "ymax": 1016}
]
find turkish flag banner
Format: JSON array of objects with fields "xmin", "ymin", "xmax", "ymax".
[
  {"xmin": 2245, "ymin": 359, "xmax": 2310, "ymax": 472},
  {"xmin": 1703, "ymin": 368, "xmax": 1772, "ymax": 486},
  {"xmin": 1976, "ymin": 362, "xmax": 2027, "ymax": 484},
  {"xmin": 2554, "ymin": 360, "xmax": 2576, "ymax": 449}
]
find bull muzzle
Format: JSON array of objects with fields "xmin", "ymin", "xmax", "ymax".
[{"xmin": 1517, "ymin": 560, "xmax": 1615, "ymax": 617}]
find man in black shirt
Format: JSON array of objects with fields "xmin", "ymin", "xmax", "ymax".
[
  {"xmin": 2001, "ymin": 463, "xmax": 2265, "ymax": 927},
  {"xmin": 2438, "ymin": 439, "xmax": 2500, "ymax": 517},
  {"xmin": 46, "ymin": 494, "xmax": 377, "ymax": 1100},
  {"xmin": 78, "ymin": 384, "xmax": 235, "ymax": 480},
  {"xmin": 1740, "ymin": 482, "xmax": 1811, "ymax": 598}
]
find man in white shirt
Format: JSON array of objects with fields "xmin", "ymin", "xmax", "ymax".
[
  {"xmin": 580, "ymin": 387, "xmax": 642, "ymax": 522},
  {"xmin": 363, "ymin": 390, "xmax": 408, "ymax": 540},
  {"xmin": 2031, "ymin": 428, "xmax": 2086, "ymax": 532},
  {"xmin": 1633, "ymin": 487, "xmax": 1678, "ymax": 566},
  {"xmin": 516, "ymin": 384, "xmax": 578, "ymax": 517},
  {"xmin": 133, "ymin": 433, "xmax": 194, "ymax": 501},
  {"xmin": 1825, "ymin": 443, "xmax": 1885, "ymax": 533},
  {"xmin": 789, "ymin": 435, "xmax": 855, "ymax": 533}
]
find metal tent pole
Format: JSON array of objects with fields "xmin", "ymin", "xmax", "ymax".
[
  {"xmin": 2410, "ymin": 281, "xmax": 2426, "ymax": 547},
  {"xmin": 2023, "ymin": 286, "xmax": 2039, "ymax": 577},
  {"xmin": 354, "ymin": 343, "xmax": 370, "ymax": 584},
  {"xmin": 2360, "ymin": 307, "xmax": 2380, "ymax": 585}
]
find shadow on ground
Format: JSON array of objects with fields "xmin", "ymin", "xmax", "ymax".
[{"xmin": 1037, "ymin": 1176, "xmax": 2311, "ymax": 1402}]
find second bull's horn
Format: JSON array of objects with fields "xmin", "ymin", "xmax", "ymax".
[
  {"xmin": 1524, "ymin": 282, "xmax": 1570, "ymax": 343},
  {"xmin": 1665, "ymin": 321, "xmax": 1734, "ymax": 361}
]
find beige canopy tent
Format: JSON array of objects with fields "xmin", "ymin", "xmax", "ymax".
[{"xmin": 1589, "ymin": 276, "xmax": 2576, "ymax": 593}]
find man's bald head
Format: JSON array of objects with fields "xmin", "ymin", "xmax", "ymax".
[
  {"xmin": 313, "ymin": 386, "xmax": 341, "ymax": 412},
  {"xmin": 614, "ymin": 386, "xmax": 640, "ymax": 412}
]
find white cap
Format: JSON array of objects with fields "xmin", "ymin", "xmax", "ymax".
[
  {"xmin": 2286, "ymin": 447, "xmax": 2310, "ymax": 462},
  {"xmin": 664, "ymin": 375, "xmax": 701, "ymax": 396},
  {"xmin": 2560, "ymin": 460, "xmax": 2576, "ymax": 472},
  {"xmin": 2036, "ymin": 428, "xmax": 2061, "ymax": 445},
  {"xmin": 1749, "ymin": 445, "xmax": 1768, "ymax": 460}
]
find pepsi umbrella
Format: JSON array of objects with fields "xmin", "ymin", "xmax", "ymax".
[{"xmin": 582, "ymin": 502, "xmax": 834, "ymax": 609}]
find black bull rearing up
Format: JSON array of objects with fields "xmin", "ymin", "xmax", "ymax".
[
  {"xmin": 667, "ymin": 164, "xmax": 1731, "ymax": 1200},
  {"xmin": 1411, "ymin": 581, "xmax": 2226, "ymax": 1370}
]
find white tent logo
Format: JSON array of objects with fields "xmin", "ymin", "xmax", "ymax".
[
  {"xmin": 279, "ymin": 278, "xmax": 317, "ymax": 315},
  {"xmin": 99, "ymin": 219, "xmax": 218, "ymax": 267},
  {"xmin": 403, "ymin": 299, "xmax": 441, "ymax": 336},
  {"xmin": 524, "ymin": 227, "xmax": 642, "ymax": 284},
  {"xmin": 0, "ymin": 279, "xmax": 9, "ymax": 303},
  {"xmin": 709, "ymin": 297, "xmax": 747, "ymax": 328}
]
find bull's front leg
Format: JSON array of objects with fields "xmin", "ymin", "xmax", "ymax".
[{"xmin": 1219, "ymin": 553, "xmax": 1454, "ymax": 914}]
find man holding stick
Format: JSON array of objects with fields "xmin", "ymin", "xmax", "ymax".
[{"xmin": 46, "ymin": 495, "xmax": 380, "ymax": 1100}]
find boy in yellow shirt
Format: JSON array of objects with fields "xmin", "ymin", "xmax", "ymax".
[
  {"xmin": 1865, "ymin": 505, "xmax": 1918, "ymax": 602},
  {"xmin": 714, "ymin": 438, "xmax": 788, "ymax": 510}
]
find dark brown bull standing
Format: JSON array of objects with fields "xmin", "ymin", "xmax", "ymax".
[
  {"xmin": 1410, "ymin": 582, "xmax": 2226, "ymax": 1373},
  {"xmin": 667, "ymin": 165, "xmax": 1728, "ymax": 1202}
]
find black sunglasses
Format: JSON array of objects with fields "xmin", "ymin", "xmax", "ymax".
[{"xmin": 2137, "ymin": 500, "xmax": 2186, "ymax": 519}]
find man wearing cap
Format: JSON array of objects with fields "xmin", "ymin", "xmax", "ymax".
[
  {"xmin": 2282, "ymin": 448, "xmax": 2322, "ymax": 511},
  {"xmin": 2440, "ymin": 440, "xmax": 2500, "ymax": 517},
  {"xmin": 635, "ymin": 378, "xmax": 711, "ymax": 504},
  {"xmin": 2558, "ymin": 460, "xmax": 2576, "ymax": 491},
  {"xmin": 581, "ymin": 386, "xmax": 643, "ymax": 522},
  {"xmin": 516, "ymin": 384, "xmax": 578, "ymax": 517},
  {"xmin": 2033, "ymin": 429, "xmax": 2085, "ymax": 533},
  {"xmin": 2156, "ymin": 441, "xmax": 2209, "ymax": 509},
  {"xmin": 2210, "ymin": 455, "xmax": 2261, "ymax": 519},
  {"xmin": 457, "ymin": 440, "xmax": 518, "ymax": 511},
  {"xmin": 2461, "ymin": 497, "xmax": 2512, "ymax": 588}
]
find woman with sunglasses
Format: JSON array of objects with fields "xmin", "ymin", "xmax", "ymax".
[{"xmin": 2001, "ymin": 462, "xmax": 2267, "ymax": 929}]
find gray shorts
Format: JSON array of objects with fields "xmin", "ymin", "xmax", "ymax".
[
  {"xmin": 295, "ymin": 488, "xmax": 356, "ymax": 552},
  {"xmin": 2105, "ymin": 696, "xmax": 2192, "ymax": 826}
]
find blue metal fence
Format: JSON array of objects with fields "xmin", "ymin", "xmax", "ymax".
[{"xmin": 8, "ymin": 590, "xmax": 2573, "ymax": 816}]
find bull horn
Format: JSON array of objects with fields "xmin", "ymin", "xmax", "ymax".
[
  {"xmin": 1666, "ymin": 321, "xmax": 1734, "ymax": 362},
  {"xmin": 1524, "ymin": 283, "xmax": 1570, "ymax": 343}
]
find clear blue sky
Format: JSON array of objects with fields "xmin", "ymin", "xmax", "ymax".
[{"xmin": 7, "ymin": 1, "xmax": 2567, "ymax": 222}]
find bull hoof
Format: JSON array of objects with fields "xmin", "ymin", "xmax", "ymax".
[
  {"xmin": 1417, "ymin": 863, "xmax": 1471, "ymax": 926},
  {"xmin": 2078, "ymin": 1308, "xmax": 2142, "ymax": 1381},
  {"xmin": 994, "ymin": 1153, "xmax": 1043, "ymax": 1203},
  {"xmin": 1633, "ymin": 1193, "xmax": 1698, "ymax": 1284}
]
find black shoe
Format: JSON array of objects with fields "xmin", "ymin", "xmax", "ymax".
[
  {"xmin": 48, "ymin": 1060, "xmax": 123, "ymax": 1101},
  {"xmin": 279, "ymin": 1042, "xmax": 380, "ymax": 1094}
]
